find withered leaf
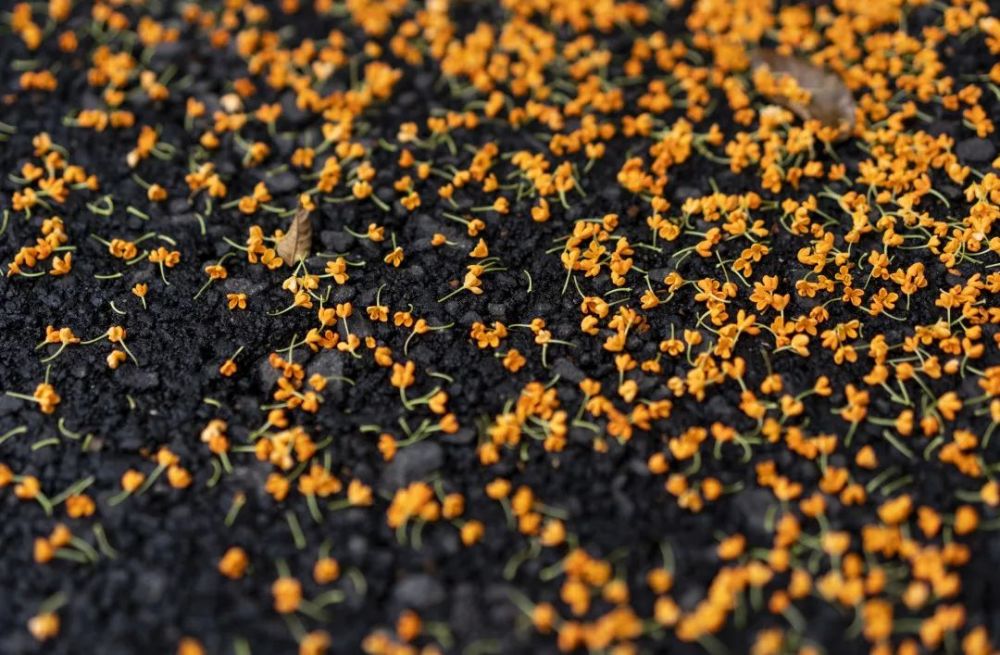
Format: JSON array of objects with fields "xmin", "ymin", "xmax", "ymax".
[
  {"xmin": 751, "ymin": 49, "xmax": 856, "ymax": 139},
  {"xmin": 275, "ymin": 204, "xmax": 313, "ymax": 265}
]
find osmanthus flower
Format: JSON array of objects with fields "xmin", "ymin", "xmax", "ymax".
[
  {"xmin": 37, "ymin": 325, "xmax": 79, "ymax": 362},
  {"xmin": 243, "ymin": 141, "xmax": 271, "ymax": 168},
  {"xmin": 469, "ymin": 238, "xmax": 489, "ymax": 258},
  {"xmin": 502, "ymin": 349, "xmax": 526, "ymax": 372},
  {"xmin": 219, "ymin": 346, "xmax": 244, "ymax": 377},
  {"xmin": 176, "ymin": 638, "xmax": 205, "ymax": 655},
  {"xmin": 299, "ymin": 631, "xmax": 331, "ymax": 655},
  {"xmin": 272, "ymin": 577, "xmax": 303, "ymax": 613},
  {"xmin": 193, "ymin": 258, "xmax": 230, "ymax": 299},
  {"xmin": 107, "ymin": 350, "xmax": 127, "ymax": 369},
  {"xmin": 313, "ymin": 557, "xmax": 340, "ymax": 584},
  {"xmin": 6, "ymin": 382, "xmax": 61, "ymax": 414},
  {"xmin": 386, "ymin": 481, "xmax": 437, "ymax": 529},
  {"xmin": 399, "ymin": 191, "xmax": 420, "ymax": 211},
  {"xmin": 346, "ymin": 479, "xmax": 374, "ymax": 506},
  {"xmin": 265, "ymin": 473, "xmax": 291, "ymax": 502},
  {"xmin": 148, "ymin": 246, "xmax": 181, "ymax": 284},
  {"xmin": 390, "ymin": 361, "xmax": 415, "ymax": 390},
  {"xmin": 484, "ymin": 478, "xmax": 511, "ymax": 502},
  {"xmin": 383, "ymin": 246, "xmax": 404, "ymax": 267},
  {"xmin": 372, "ymin": 345, "xmax": 393, "ymax": 368},
  {"xmin": 80, "ymin": 326, "xmax": 139, "ymax": 365},
  {"xmin": 396, "ymin": 610, "xmax": 422, "ymax": 643},
  {"xmin": 402, "ymin": 317, "xmax": 454, "ymax": 355},
  {"xmin": 201, "ymin": 419, "xmax": 230, "ymax": 459},
  {"xmin": 104, "ymin": 469, "xmax": 145, "ymax": 507},
  {"xmin": 33, "ymin": 523, "xmax": 72, "ymax": 564},
  {"xmin": 393, "ymin": 310, "xmax": 414, "ymax": 328},
  {"xmin": 12, "ymin": 187, "xmax": 39, "ymax": 213},
  {"xmin": 377, "ymin": 434, "xmax": 397, "ymax": 462},
  {"xmin": 469, "ymin": 321, "xmax": 508, "ymax": 348},
  {"xmin": 297, "ymin": 463, "xmax": 342, "ymax": 505},
  {"xmin": 167, "ymin": 464, "xmax": 192, "ymax": 489},
  {"xmin": 131, "ymin": 283, "xmax": 148, "ymax": 309},
  {"xmin": 235, "ymin": 181, "xmax": 272, "ymax": 214},
  {"xmin": 323, "ymin": 257, "xmax": 349, "ymax": 284},
  {"xmin": 227, "ymin": 292, "xmax": 247, "ymax": 310},
  {"xmin": 28, "ymin": 612, "xmax": 59, "ymax": 641},
  {"xmin": 290, "ymin": 147, "xmax": 314, "ymax": 169},
  {"xmin": 65, "ymin": 494, "xmax": 95, "ymax": 518},
  {"xmin": 313, "ymin": 158, "xmax": 342, "ymax": 194},
  {"xmin": 147, "ymin": 184, "xmax": 168, "ymax": 202},
  {"xmin": 218, "ymin": 546, "xmax": 249, "ymax": 579},
  {"xmin": 304, "ymin": 328, "xmax": 339, "ymax": 353},
  {"xmin": 366, "ymin": 288, "xmax": 389, "ymax": 322},
  {"xmin": 219, "ymin": 359, "xmax": 237, "ymax": 377},
  {"xmin": 49, "ymin": 252, "xmax": 72, "ymax": 275},
  {"xmin": 459, "ymin": 520, "xmax": 484, "ymax": 546}
]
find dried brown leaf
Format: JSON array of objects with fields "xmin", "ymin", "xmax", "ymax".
[
  {"xmin": 751, "ymin": 49, "xmax": 856, "ymax": 138},
  {"xmin": 276, "ymin": 204, "xmax": 313, "ymax": 265}
]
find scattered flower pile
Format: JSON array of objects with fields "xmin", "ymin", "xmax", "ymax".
[{"xmin": 1, "ymin": 0, "xmax": 999, "ymax": 653}]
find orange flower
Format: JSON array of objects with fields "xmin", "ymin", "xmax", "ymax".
[
  {"xmin": 121, "ymin": 469, "xmax": 145, "ymax": 492},
  {"xmin": 272, "ymin": 577, "xmax": 302, "ymax": 613},
  {"xmin": 218, "ymin": 547, "xmax": 249, "ymax": 579}
]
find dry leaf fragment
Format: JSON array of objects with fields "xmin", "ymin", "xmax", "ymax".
[
  {"xmin": 276, "ymin": 204, "xmax": 313, "ymax": 265},
  {"xmin": 751, "ymin": 49, "xmax": 856, "ymax": 138}
]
